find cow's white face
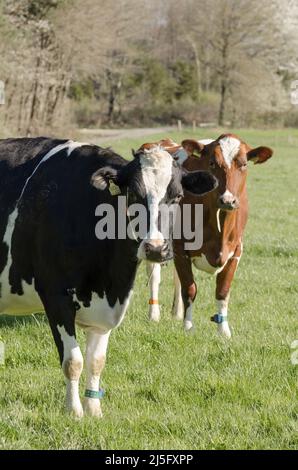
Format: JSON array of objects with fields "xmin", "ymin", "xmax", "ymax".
[{"xmin": 137, "ymin": 146, "xmax": 176, "ymax": 261}]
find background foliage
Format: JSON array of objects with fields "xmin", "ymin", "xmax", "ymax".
[{"xmin": 1, "ymin": 0, "xmax": 298, "ymax": 134}]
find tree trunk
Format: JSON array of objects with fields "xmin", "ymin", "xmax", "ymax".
[
  {"xmin": 28, "ymin": 54, "xmax": 41, "ymax": 134},
  {"xmin": 194, "ymin": 49, "xmax": 202, "ymax": 102},
  {"xmin": 218, "ymin": 80, "xmax": 226, "ymax": 126},
  {"xmin": 108, "ymin": 87, "xmax": 116, "ymax": 123},
  {"xmin": 106, "ymin": 70, "xmax": 123, "ymax": 124},
  {"xmin": 186, "ymin": 36, "xmax": 202, "ymax": 101}
]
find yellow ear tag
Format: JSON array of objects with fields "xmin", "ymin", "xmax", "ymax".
[
  {"xmin": 109, "ymin": 181, "xmax": 121, "ymax": 196},
  {"xmin": 193, "ymin": 150, "xmax": 201, "ymax": 158}
]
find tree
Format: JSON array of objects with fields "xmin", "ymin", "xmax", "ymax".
[
  {"xmin": 0, "ymin": 0, "xmax": 296, "ymax": 133},
  {"xmin": 178, "ymin": 0, "xmax": 286, "ymax": 125}
]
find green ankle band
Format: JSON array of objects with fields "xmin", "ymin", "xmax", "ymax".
[{"xmin": 85, "ymin": 388, "xmax": 105, "ymax": 399}]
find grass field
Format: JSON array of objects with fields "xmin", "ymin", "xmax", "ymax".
[{"xmin": 0, "ymin": 128, "xmax": 298, "ymax": 450}]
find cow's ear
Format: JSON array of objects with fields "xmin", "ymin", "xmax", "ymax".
[
  {"xmin": 247, "ymin": 146, "xmax": 273, "ymax": 165},
  {"xmin": 181, "ymin": 139, "xmax": 204, "ymax": 157},
  {"xmin": 91, "ymin": 167, "xmax": 121, "ymax": 195},
  {"xmin": 181, "ymin": 170, "xmax": 218, "ymax": 196}
]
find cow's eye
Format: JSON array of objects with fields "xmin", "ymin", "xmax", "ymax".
[
  {"xmin": 169, "ymin": 193, "xmax": 183, "ymax": 204},
  {"xmin": 174, "ymin": 193, "xmax": 183, "ymax": 203},
  {"xmin": 210, "ymin": 160, "xmax": 216, "ymax": 169},
  {"xmin": 240, "ymin": 162, "xmax": 247, "ymax": 171}
]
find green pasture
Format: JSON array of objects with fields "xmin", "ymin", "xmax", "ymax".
[{"xmin": 0, "ymin": 128, "xmax": 297, "ymax": 449}]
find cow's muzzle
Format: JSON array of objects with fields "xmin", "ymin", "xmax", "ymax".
[
  {"xmin": 217, "ymin": 192, "xmax": 239, "ymax": 211},
  {"xmin": 143, "ymin": 240, "xmax": 172, "ymax": 262}
]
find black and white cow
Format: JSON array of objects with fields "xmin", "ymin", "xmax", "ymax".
[{"xmin": 0, "ymin": 137, "xmax": 217, "ymax": 417}]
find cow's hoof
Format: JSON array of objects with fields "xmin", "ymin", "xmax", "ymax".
[
  {"xmin": 66, "ymin": 403, "xmax": 84, "ymax": 419},
  {"xmin": 83, "ymin": 398, "xmax": 103, "ymax": 418},
  {"xmin": 217, "ymin": 323, "xmax": 232, "ymax": 339},
  {"xmin": 184, "ymin": 320, "xmax": 194, "ymax": 332},
  {"xmin": 149, "ymin": 305, "xmax": 160, "ymax": 322}
]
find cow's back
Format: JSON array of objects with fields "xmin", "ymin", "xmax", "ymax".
[
  {"xmin": 0, "ymin": 137, "xmax": 69, "ymax": 314},
  {"xmin": 0, "ymin": 137, "xmax": 67, "ymax": 208},
  {"xmin": 0, "ymin": 138, "xmax": 126, "ymax": 316}
]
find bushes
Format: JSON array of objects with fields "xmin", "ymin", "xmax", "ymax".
[
  {"xmin": 122, "ymin": 93, "xmax": 219, "ymax": 127},
  {"xmin": 69, "ymin": 57, "xmax": 221, "ymax": 128},
  {"xmin": 284, "ymin": 111, "xmax": 298, "ymax": 128}
]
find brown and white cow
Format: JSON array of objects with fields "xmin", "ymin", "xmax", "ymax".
[{"xmin": 143, "ymin": 135, "xmax": 273, "ymax": 338}]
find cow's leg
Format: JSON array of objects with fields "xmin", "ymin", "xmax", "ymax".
[
  {"xmin": 146, "ymin": 262, "xmax": 161, "ymax": 322},
  {"xmin": 174, "ymin": 254, "xmax": 196, "ymax": 331},
  {"xmin": 171, "ymin": 266, "xmax": 184, "ymax": 320},
  {"xmin": 38, "ymin": 291, "xmax": 84, "ymax": 417},
  {"xmin": 84, "ymin": 330, "xmax": 111, "ymax": 417},
  {"xmin": 212, "ymin": 245, "xmax": 242, "ymax": 339}
]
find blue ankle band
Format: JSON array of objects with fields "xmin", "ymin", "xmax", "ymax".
[{"xmin": 211, "ymin": 314, "xmax": 228, "ymax": 324}]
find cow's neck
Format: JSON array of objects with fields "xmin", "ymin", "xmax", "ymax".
[
  {"xmin": 203, "ymin": 199, "xmax": 238, "ymax": 257},
  {"xmin": 214, "ymin": 208, "xmax": 237, "ymax": 243},
  {"xmin": 107, "ymin": 238, "xmax": 140, "ymax": 297}
]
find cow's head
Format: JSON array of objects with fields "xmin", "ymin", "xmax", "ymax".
[
  {"xmin": 182, "ymin": 134, "xmax": 273, "ymax": 211},
  {"xmin": 92, "ymin": 145, "xmax": 217, "ymax": 262}
]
